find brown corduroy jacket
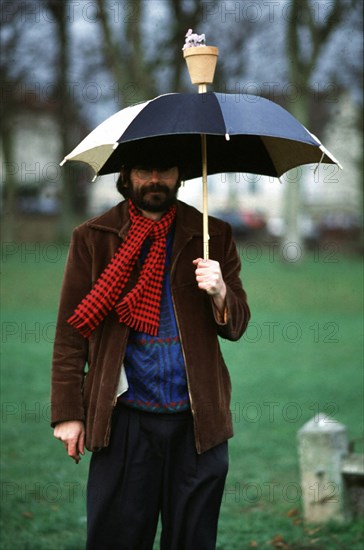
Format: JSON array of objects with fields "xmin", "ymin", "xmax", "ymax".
[{"xmin": 51, "ymin": 200, "xmax": 250, "ymax": 454}]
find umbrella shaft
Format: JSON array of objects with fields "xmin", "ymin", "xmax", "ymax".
[{"xmin": 201, "ymin": 133, "xmax": 209, "ymax": 260}]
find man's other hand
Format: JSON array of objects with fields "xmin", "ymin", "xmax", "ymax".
[{"xmin": 54, "ymin": 420, "xmax": 85, "ymax": 464}]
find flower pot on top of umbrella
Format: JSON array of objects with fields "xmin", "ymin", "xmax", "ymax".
[{"xmin": 182, "ymin": 29, "xmax": 218, "ymax": 92}]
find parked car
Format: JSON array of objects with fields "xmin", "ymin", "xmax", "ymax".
[{"xmin": 211, "ymin": 208, "xmax": 266, "ymax": 239}]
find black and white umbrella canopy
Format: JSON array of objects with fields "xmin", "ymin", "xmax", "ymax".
[{"xmin": 61, "ymin": 92, "xmax": 340, "ymax": 180}]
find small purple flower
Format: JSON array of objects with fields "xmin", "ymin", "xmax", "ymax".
[{"xmin": 183, "ymin": 28, "xmax": 206, "ymax": 50}]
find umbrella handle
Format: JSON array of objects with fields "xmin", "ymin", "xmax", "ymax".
[{"xmin": 201, "ymin": 133, "xmax": 209, "ymax": 260}]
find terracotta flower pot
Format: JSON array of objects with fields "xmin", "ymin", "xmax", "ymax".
[{"xmin": 183, "ymin": 46, "xmax": 219, "ymax": 85}]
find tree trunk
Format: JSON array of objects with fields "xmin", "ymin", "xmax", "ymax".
[
  {"xmin": 283, "ymin": 0, "xmax": 346, "ymax": 260},
  {"xmin": 96, "ymin": 0, "xmax": 157, "ymax": 105},
  {"xmin": 47, "ymin": 0, "xmax": 77, "ymax": 239},
  {"xmin": 281, "ymin": 96, "xmax": 310, "ymax": 260},
  {"xmin": 1, "ymin": 114, "xmax": 17, "ymax": 242}
]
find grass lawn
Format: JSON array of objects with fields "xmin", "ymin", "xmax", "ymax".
[{"xmin": 1, "ymin": 241, "xmax": 363, "ymax": 549}]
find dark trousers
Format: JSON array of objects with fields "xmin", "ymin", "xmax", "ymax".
[{"xmin": 86, "ymin": 405, "xmax": 228, "ymax": 550}]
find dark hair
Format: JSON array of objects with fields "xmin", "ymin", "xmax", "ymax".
[{"xmin": 116, "ymin": 166, "xmax": 132, "ymax": 198}]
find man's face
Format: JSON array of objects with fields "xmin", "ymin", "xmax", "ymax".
[{"xmin": 127, "ymin": 166, "xmax": 180, "ymax": 213}]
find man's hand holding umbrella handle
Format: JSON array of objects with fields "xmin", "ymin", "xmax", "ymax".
[
  {"xmin": 193, "ymin": 258, "xmax": 227, "ymax": 316},
  {"xmin": 53, "ymin": 420, "xmax": 85, "ymax": 464}
]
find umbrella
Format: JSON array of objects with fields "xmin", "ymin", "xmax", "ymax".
[{"xmin": 61, "ymin": 91, "xmax": 341, "ymax": 257}]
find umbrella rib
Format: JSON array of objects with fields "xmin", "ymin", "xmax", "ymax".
[{"xmin": 258, "ymin": 136, "xmax": 281, "ymax": 177}]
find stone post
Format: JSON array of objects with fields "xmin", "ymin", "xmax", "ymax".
[{"xmin": 297, "ymin": 414, "xmax": 350, "ymax": 523}]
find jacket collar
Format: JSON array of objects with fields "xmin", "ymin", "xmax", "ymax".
[{"xmin": 86, "ymin": 201, "xmax": 130, "ymax": 238}]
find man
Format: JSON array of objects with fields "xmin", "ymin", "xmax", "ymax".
[{"xmin": 51, "ymin": 154, "xmax": 250, "ymax": 549}]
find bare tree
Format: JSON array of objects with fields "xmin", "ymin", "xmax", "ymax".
[
  {"xmin": 283, "ymin": 0, "xmax": 358, "ymax": 256},
  {"xmin": 94, "ymin": 0, "xmax": 222, "ymax": 103},
  {"xmin": 1, "ymin": 2, "xmax": 29, "ymax": 241},
  {"xmin": 1, "ymin": 0, "xmax": 90, "ymax": 240},
  {"xmin": 96, "ymin": 0, "xmax": 157, "ymax": 104},
  {"xmin": 44, "ymin": 0, "xmax": 81, "ymax": 238}
]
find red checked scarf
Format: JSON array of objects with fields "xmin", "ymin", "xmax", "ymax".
[{"xmin": 68, "ymin": 200, "xmax": 177, "ymax": 338}]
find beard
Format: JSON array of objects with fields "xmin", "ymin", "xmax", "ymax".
[{"xmin": 128, "ymin": 181, "xmax": 180, "ymax": 213}]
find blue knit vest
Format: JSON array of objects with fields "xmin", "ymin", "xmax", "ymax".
[{"xmin": 119, "ymin": 228, "xmax": 190, "ymax": 413}]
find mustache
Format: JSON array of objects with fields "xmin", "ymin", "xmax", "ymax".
[{"xmin": 141, "ymin": 183, "xmax": 170, "ymax": 195}]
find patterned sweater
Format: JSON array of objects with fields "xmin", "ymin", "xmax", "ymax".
[{"xmin": 119, "ymin": 228, "xmax": 190, "ymax": 413}]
